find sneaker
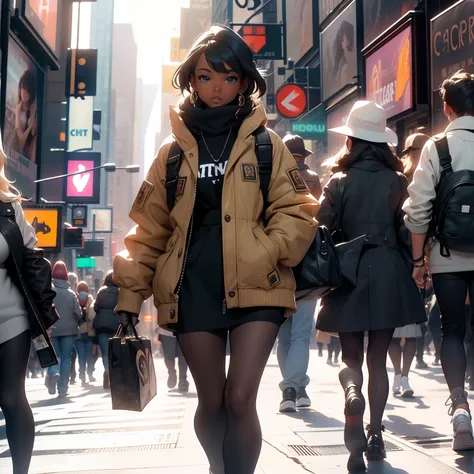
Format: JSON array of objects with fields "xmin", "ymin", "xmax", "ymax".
[
  {"xmin": 401, "ymin": 376, "xmax": 414, "ymax": 398},
  {"xmin": 57, "ymin": 391, "xmax": 68, "ymax": 399},
  {"xmin": 392, "ymin": 374, "xmax": 401, "ymax": 395},
  {"xmin": 296, "ymin": 387, "xmax": 311, "ymax": 408},
  {"xmin": 433, "ymin": 358, "xmax": 440, "ymax": 366},
  {"xmin": 79, "ymin": 372, "xmax": 86, "ymax": 384},
  {"xmin": 279, "ymin": 388, "xmax": 297, "ymax": 413},
  {"xmin": 416, "ymin": 360, "xmax": 428, "ymax": 369},
  {"xmin": 48, "ymin": 374, "xmax": 59, "ymax": 396},
  {"xmin": 452, "ymin": 408, "xmax": 474, "ymax": 451},
  {"xmin": 167, "ymin": 370, "xmax": 177, "ymax": 389},
  {"xmin": 88, "ymin": 374, "xmax": 96, "ymax": 383},
  {"xmin": 326, "ymin": 356, "xmax": 333, "ymax": 366}
]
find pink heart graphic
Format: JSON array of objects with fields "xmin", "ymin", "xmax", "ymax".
[{"xmin": 72, "ymin": 165, "xmax": 91, "ymax": 193}]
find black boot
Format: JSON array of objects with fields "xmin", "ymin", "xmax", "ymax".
[
  {"xmin": 366, "ymin": 425, "xmax": 386, "ymax": 460},
  {"xmin": 103, "ymin": 371, "xmax": 110, "ymax": 390},
  {"xmin": 344, "ymin": 385, "xmax": 367, "ymax": 472}
]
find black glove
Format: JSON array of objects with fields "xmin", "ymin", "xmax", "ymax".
[{"xmin": 117, "ymin": 311, "xmax": 139, "ymax": 327}]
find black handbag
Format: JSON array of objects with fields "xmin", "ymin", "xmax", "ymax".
[
  {"xmin": 294, "ymin": 179, "xmax": 346, "ymax": 301},
  {"xmin": 109, "ymin": 324, "xmax": 157, "ymax": 412}
]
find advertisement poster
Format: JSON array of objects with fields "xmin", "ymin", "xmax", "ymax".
[
  {"xmin": 65, "ymin": 152, "xmax": 101, "ymax": 204},
  {"xmin": 321, "ymin": 1, "xmax": 357, "ymax": 101},
  {"xmin": 366, "ymin": 26, "xmax": 412, "ymax": 119},
  {"xmin": 320, "ymin": 0, "xmax": 341, "ymax": 24},
  {"xmin": 431, "ymin": 0, "xmax": 474, "ymax": 133},
  {"xmin": 286, "ymin": 0, "xmax": 313, "ymax": 63},
  {"xmin": 363, "ymin": 0, "xmax": 418, "ymax": 46},
  {"xmin": 23, "ymin": 207, "xmax": 61, "ymax": 251},
  {"xmin": 3, "ymin": 38, "xmax": 40, "ymax": 199},
  {"xmin": 25, "ymin": 0, "xmax": 58, "ymax": 52},
  {"xmin": 85, "ymin": 207, "xmax": 113, "ymax": 233},
  {"xmin": 326, "ymin": 98, "xmax": 358, "ymax": 158}
]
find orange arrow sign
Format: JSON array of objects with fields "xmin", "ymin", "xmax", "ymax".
[{"xmin": 242, "ymin": 25, "xmax": 267, "ymax": 54}]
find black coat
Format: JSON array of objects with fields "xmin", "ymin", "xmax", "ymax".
[
  {"xmin": 93, "ymin": 284, "xmax": 119, "ymax": 334},
  {"xmin": 316, "ymin": 153, "xmax": 426, "ymax": 333}
]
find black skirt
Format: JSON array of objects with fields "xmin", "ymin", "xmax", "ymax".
[{"xmin": 170, "ymin": 210, "xmax": 285, "ymax": 334}]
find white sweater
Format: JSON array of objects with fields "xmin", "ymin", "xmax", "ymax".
[
  {"xmin": 0, "ymin": 201, "xmax": 38, "ymax": 344},
  {"xmin": 403, "ymin": 116, "xmax": 474, "ymax": 274}
]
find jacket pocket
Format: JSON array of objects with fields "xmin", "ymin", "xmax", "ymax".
[
  {"xmin": 253, "ymin": 225, "xmax": 280, "ymax": 268},
  {"xmin": 153, "ymin": 234, "xmax": 181, "ymax": 304}
]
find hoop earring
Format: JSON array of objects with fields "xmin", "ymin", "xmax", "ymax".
[
  {"xmin": 190, "ymin": 90, "xmax": 198, "ymax": 105},
  {"xmin": 238, "ymin": 93, "xmax": 245, "ymax": 107}
]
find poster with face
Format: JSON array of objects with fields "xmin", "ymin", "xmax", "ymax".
[
  {"xmin": 363, "ymin": 0, "xmax": 418, "ymax": 46},
  {"xmin": 3, "ymin": 37, "xmax": 40, "ymax": 198},
  {"xmin": 286, "ymin": 0, "xmax": 313, "ymax": 63},
  {"xmin": 321, "ymin": 1, "xmax": 357, "ymax": 101},
  {"xmin": 366, "ymin": 26, "xmax": 413, "ymax": 119},
  {"xmin": 25, "ymin": 0, "xmax": 59, "ymax": 52}
]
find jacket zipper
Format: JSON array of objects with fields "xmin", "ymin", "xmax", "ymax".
[{"xmin": 173, "ymin": 177, "xmax": 198, "ymax": 303}]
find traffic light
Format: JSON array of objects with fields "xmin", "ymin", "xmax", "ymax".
[{"xmin": 66, "ymin": 49, "xmax": 98, "ymax": 97}]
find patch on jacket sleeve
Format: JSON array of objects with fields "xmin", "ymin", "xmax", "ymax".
[
  {"xmin": 241, "ymin": 163, "xmax": 258, "ymax": 182},
  {"xmin": 267, "ymin": 269, "xmax": 281, "ymax": 287},
  {"xmin": 133, "ymin": 180, "xmax": 154, "ymax": 211},
  {"xmin": 176, "ymin": 177, "xmax": 187, "ymax": 196},
  {"xmin": 287, "ymin": 167, "xmax": 309, "ymax": 193}
]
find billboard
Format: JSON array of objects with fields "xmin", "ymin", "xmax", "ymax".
[
  {"xmin": 363, "ymin": 0, "xmax": 418, "ymax": 46},
  {"xmin": 24, "ymin": 0, "xmax": 59, "ymax": 52},
  {"xmin": 327, "ymin": 98, "xmax": 358, "ymax": 158},
  {"xmin": 321, "ymin": 1, "xmax": 357, "ymax": 101},
  {"xmin": 431, "ymin": 0, "xmax": 474, "ymax": 133},
  {"xmin": 320, "ymin": 0, "xmax": 342, "ymax": 24},
  {"xmin": 3, "ymin": 37, "xmax": 40, "ymax": 199},
  {"xmin": 24, "ymin": 207, "xmax": 62, "ymax": 251},
  {"xmin": 67, "ymin": 96, "xmax": 94, "ymax": 152},
  {"xmin": 85, "ymin": 207, "xmax": 113, "ymax": 233},
  {"xmin": 286, "ymin": 0, "xmax": 313, "ymax": 63},
  {"xmin": 64, "ymin": 152, "xmax": 101, "ymax": 204},
  {"xmin": 366, "ymin": 26, "xmax": 413, "ymax": 119}
]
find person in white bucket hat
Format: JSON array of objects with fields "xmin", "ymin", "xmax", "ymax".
[
  {"xmin": 316, "ymin": 100, "xmax": 426, "ymax": 472},
  {"xmin": 330, "ymin": 100, "xmax": 398, "ymax": 147}
]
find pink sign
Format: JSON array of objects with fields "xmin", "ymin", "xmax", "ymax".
[{"xmin": 66, "ymin": 160, "xmax": 94, "ymax": 198}]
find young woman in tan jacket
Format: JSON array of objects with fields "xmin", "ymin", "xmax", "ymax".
[{"xmin": 113, "ymin": 26, "xmax": 318, "ymax": 474}]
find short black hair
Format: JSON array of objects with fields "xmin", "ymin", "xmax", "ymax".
[
  {"xmin": 441, "ymin": 69, "xmax": 474, "ymax": 117},
  {"xmin": 173, "ymin": 25, "xmax": 267, "ymax": 98}
]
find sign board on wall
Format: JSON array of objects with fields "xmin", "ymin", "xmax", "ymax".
[
  {"xmin": 24, "ymin": 207, "xmax": 62, "ymax": 252},
  {"xmin": 431, "ymin": 0, "xmax": 474, "ymax": 134},
  {"xmin": 64, "ymin": 152, "xmax": 101, "ymax": 204},
  {"xmin": 286, "ymin": 0, "xmax": 313, "ymax": 63},
  {"xmin": 84, "ymin": 207, "xmax": 113, "ymax": 233},
  {"xmin": 366, "ymin": 26, "xmax": 413, "ymax": 119},
  {"xmin": 291, "ymin": 105, "xmax": 327, "ymax": 141},
  {"xmin": 24, "ymin": 0, "xmax": 59, "ymax": 53},
  {"xmin": 363, "ymin": 0, "xmax": 418, "ymax": 46},
  {"xmin": 68, "ymin": 96, "xmax": 94, "ymax": 152},
  {"xmin": 321, "ymin": 1, "xmax": 357, "ymax": 101}
]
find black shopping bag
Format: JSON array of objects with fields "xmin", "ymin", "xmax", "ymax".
[{"xmin": 109, "ymin": 324, "xmax": 157, "ymax": 412}]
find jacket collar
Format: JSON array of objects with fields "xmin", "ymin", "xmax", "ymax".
[
  {"xmin": 297, "ymin": 161, "xmax": 309, "ymax": 171},
  {"xmin": 53, "ymin": 278, "xmax": 70, "ymax": 289},
  {"xmin": 169, "ymin": 102, "xmax": 268, "ymax": 152},
  {"xmin": 445, "ymin": 116, "xmax": 474, "ymax": 133}
]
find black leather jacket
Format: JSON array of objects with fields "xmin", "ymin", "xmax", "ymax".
[{"xmin": 0, "ymin": 202, "xmax": 59, "ymax": 367}]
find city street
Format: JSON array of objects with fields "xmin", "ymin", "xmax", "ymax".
[{"xmin": 1, "ymin": 347, "xmax": 473, "ymax": 474}]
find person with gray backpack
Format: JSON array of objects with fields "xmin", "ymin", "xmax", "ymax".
[{"xmin": 404, "ymin": 70, "xmax": 474, "ymax": 452}]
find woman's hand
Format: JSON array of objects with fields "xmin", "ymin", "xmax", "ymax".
[{"xmin": 412, "ymin": 264, "xmax": 428, "ymax": 288}]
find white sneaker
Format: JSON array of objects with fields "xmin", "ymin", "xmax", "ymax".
[
  {"xmin": 401, "ymin": 376, "xmax": 414, "ymax": 398},
  {"xmin": 392, "ymin": 374, "xmax": 401, "ymax": 395},
  {"xmin": 452, "ymin": 408, "xmax": 474, "ymax": 451}
]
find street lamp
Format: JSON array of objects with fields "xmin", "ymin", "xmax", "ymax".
[{"xmin": 34, "ymin": 162, "xmax": 140, "ymax": 183}]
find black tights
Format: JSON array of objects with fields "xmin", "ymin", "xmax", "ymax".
[
  {"xmin": 388, "ymin": 338, "xmax": 417, "ymax": 376},
  {"xmin": 339, "ymin": 329, "xmax": 394, "ymax": 432},
  {"xmin": 177, "ymin": 321, "xmax": 279, "ymax": 474},
  {"xmin": 0, "ymin": 331, "xmax": 35, "ymax": 474}
]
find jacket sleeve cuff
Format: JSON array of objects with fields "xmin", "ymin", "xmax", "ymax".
[
  {"xmin": 115, "ymin": 289, "xmax": 145, "ymax": 314},
  {"xmin": 404, "ymin": 216, "xmax": 430, "ymax": 235}
]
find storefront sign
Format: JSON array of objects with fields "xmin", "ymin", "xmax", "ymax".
[
  {"xmin": 68, "ymin": 96, "xmax": 94, "ymax": 152},
  {"xmin": 363, "ymin": 0, "xmax": 418, "ymax": 46},
  {"xmin": 431, "ymin": 0, "xmax": 474, "ymax": 133},
  {"xmin": 291, "ymin": 106, "xmax": 327, "ymax": 141},
  {"xmin": 366, "ymin": 26, "xmax": 413, "ymax": 119},
  {"xmin": 24, "ymin": 0, "xmax": 59, "ymax": 53},
  {"xmin": 286, "ymin": 0, "xmax": 314, "ymax": 63},
  {"xmin": 65, "ymin": 152, "xmax": 101, "ymax": 204},
  {"xmin": 321, "ymin": 1, "xmax": 357, "ymax": 101},
  {"xmin": 24, "ymin": 207, "xmax": 62, "ymax": 252}
]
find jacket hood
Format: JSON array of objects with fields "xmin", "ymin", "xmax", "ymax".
[
  {"xmin": 169, "ymin": 102, "xmax": 268, "ymax": 152},
  {"xmin": 53, "ymin": 278, "xmax": 71, "ymax": 289},
  {"xmin": 350, "ymin": 155, "xmax": 390, "ymax": 173}
]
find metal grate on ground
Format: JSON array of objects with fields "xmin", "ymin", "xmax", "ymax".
[{"xmin": 288, "ymin": 440, "xmax": 404, "ymax": 457}]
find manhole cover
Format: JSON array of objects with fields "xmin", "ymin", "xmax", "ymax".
[{"xmin": 288, "ymin": 440, "xmax": 403, "ymax": 457}]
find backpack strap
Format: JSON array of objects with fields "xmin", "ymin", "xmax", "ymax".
[
  {"xmin": 433, "ymin": 135, "xmax": 453, "ymax": 176},
  {"xmin": 254, "ymin": 126, "xmax": 273, "ymax": 218},
  {"xmin": 165, "ymin": 140, "xmax": 184, "ymax": 212}
]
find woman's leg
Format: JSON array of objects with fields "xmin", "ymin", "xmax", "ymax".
[
  {"xmin": 366, "ymin": 329, "xmax": 395, "ymax": 432},
  {"xmin": 177, "ymin": 330, "xmax": 227, "ymax": 474},
  {"xmin": 75, "ymin": 336, "xmax": 87, "ymax": 378},
  {"xmin": 0, "ymin": 331, "xmax": 35, "ymax": 474},
  {"xmin": 85, "ymin": 337, "xmax": 95, "ymax": 377},
  {"xmin": 388, "ymin": 338, "xmax": 402, "ymax": 375},
  {"xmin": 402, "ymin": 338, "xmax": 417, "ymax": 377},
  {"xmin": 223, "ymin": 321, "xmax": 280, "ymax": 474},
  {"xmin": 98, "ymin": 333, "xmax": 110, "ymax": 371}
]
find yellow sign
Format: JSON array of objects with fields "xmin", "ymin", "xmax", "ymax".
[
  {"xmin": 24, "ymin": 208, "xmax": 61, "ymax": 250},
  {"xmin": 170, "ymin": 37, "xmax": 180, "ymax": 62}
]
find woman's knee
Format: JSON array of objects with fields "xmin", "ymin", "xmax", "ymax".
[
  {"xmin": 0, "ymin": 388, "xmax": 27, "ymax": 413},
  {"xmin": 224, "ymin": 384, "xmax": 256, "ymax": 421}
]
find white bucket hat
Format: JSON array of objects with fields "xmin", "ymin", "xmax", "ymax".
[{"xmin": 329, "ymin": 100, "xmax": 398, "ymax": 147}]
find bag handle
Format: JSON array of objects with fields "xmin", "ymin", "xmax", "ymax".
[
  {"xmin": 115, "ymin": 323, "xmax": 139, "ymax": 339},
  {"xmin": 333, "ymin": 177, "xmax": 347, "ymax": 234}
]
